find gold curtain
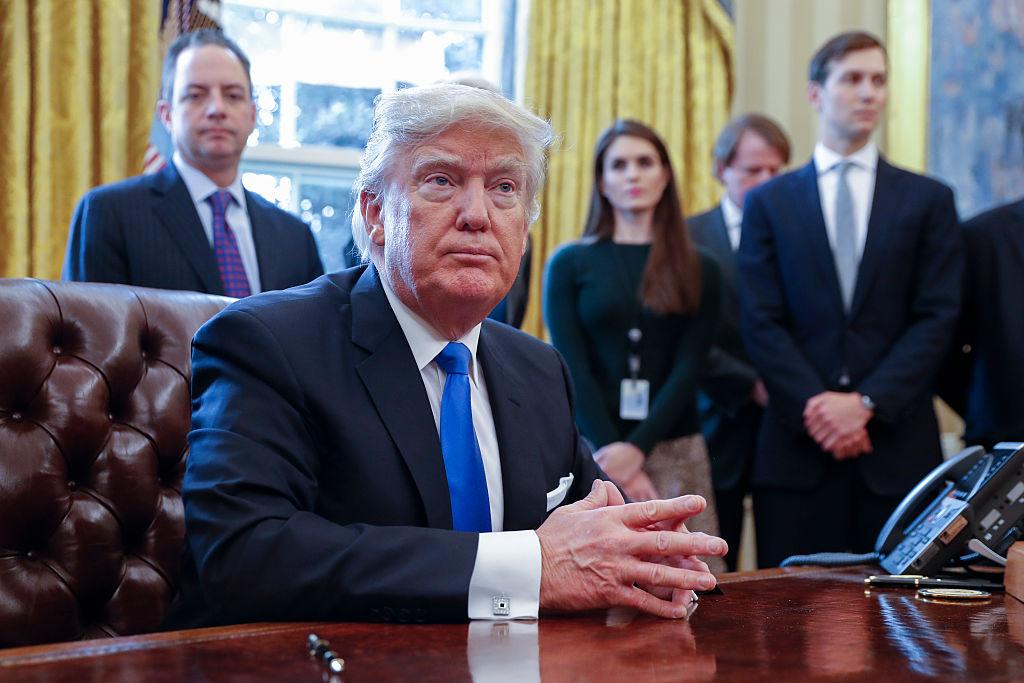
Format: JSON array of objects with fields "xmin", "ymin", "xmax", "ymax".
[
  {"xmin": 521, "ymin": 0, "xmax": 734, "ymax": 338},
  {"xmin": 0, "ymin": 1, "xmax": 160, "ymax": 279},
  {"xmin": 886, "ymin": 0, "xmax": 930, "ymax": 173}
]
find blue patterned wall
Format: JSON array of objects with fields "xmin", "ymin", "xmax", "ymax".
[{"xmin": 929, "ymin": 0, "xmax": 1024, "ymax": 219}]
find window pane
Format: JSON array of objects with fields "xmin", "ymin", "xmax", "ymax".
[
  {"xmin": 295, "ymin": 84, "xmax": 379, "ymax": 148},
  {"xmin": 252, "ymin": 84, "xmax": 281, "ymax": 145},
  {"xmin": 396, "ymin": 29, "xmax": 484, "ymax": 79},
  {"xmin": 400, "ymin": 0, "xmax": 482, "ymax": 22},
  {"xmin": 299, "ymin": 182, "xmax": 359, "ymax": 273},
  {"xmin": 242, "ymin": 171, "xmax": 294, "ymax": 211}
]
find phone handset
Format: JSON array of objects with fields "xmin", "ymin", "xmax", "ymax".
[{"xmin": 875, "ymin": 445, "xmax": 987, "ymax": 556}]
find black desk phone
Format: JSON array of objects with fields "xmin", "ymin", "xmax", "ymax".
[{"xmin": 876, "ymin": 441, "xmax": 1024, "ymax": 575}]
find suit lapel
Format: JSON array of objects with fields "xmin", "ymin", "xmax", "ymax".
[
  {"xmin": 247, "ymin": 192, "xmax": 279, "ymax": 291},
  {"xmin": 1006, "ymin": 200, "xmax": 1024, "ymax": 268},
  {"xmin": 151, "ymin": 165, "xmax": 224, "ymax": 294},
  {"xmin": 850, "ymin": 159, "xmax": 901, "ymax": 317},
  {"xmin": 793, "ymin": 162, "xmax": 845, "ymax": 312},
  {"xmin": 478, "ymin": 326, "xmax": 546, "ymax": 531},
  {"xmin": 706, "ymin": 207, "xmax": 738, "ymax": 287},
  {"xmin": 351, "ymin": 266, "xmax": 453, "ymax": 529}
]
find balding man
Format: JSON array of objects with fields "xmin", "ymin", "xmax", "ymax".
[
  {"xmin": 689, "ymin": 113, "xmax": 790, "ymax": 570},
  {"xmin": 64, "ymin": 29, "xmax": 322, "ymax": 296}
]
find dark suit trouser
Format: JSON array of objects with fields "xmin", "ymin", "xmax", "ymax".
[
  {"xmin": 710, "ymin": 404, "xmax": 760, "ymax": 572},
  {"xmin": 714, "ymin": 487, "xmax": 747, "ymax": 572},
  {"xmin": 753, "ymin": 459, "xmax": 903, "ymax": 568}
]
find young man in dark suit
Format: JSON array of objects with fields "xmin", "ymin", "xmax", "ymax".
[
  {"xmin": 63, "ymin": 30, "xmax": 322, "ymax": 296},
  {"xmin": 167, "ymin": 83, "xmax": 726, "ymax": 628},
  {"xmin": 689, "ymin": 113, "xmax": 790, "ymax": 570},
  {"xmin": 737, "ymin": 32, "xmax": 962, "ymax": 566}
]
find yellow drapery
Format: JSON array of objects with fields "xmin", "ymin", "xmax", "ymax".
[
  {"xmin": 0, "ymin": 1, "xmax": 160, "ymax": 279},
  {"xmin": 521, "ymin": 0, "xmax": 734, "ymax": 338}
]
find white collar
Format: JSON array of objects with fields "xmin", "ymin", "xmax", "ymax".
[
  {"xmin": 720, "ymin": 195, "xmax": 743, "ymax": 227},
  {"xmin": 173, "ymin": 151, "xmax": 246, "ymax": 207},
  {"xmin": 378, "ymin": 269, "xmax": 482, "ymax": 376},
  {"xmin": 813, "ymin": 140, "xmax": 879, "ymax": 176}
]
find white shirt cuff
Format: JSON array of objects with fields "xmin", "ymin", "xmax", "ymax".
[{"xmin": 467, "ymin": 530, "xmax": 541, "ymax": 620}]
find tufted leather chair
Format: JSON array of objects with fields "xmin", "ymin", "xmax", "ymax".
[{"xmin": 0, "ymin": 279, "xmax": 230, "ymax": 647}]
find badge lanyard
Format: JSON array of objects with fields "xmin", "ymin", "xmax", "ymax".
[{"xmin": 611, "ymin": 245, "xmax": 650, "ymax": 421}]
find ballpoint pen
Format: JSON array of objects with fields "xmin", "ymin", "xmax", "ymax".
[{"xmin": 864, "ymin": 574, "xmax": 1003, "ymax": 591}]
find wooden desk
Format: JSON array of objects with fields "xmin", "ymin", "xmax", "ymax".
[{"xmin": 2, "ymin": 567, "xmax": 1022, "ymax": 681}]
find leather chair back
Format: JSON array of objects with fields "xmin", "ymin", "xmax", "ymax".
[{"xmin": 0, "ymin": 279, "xmax": 230, "ymax": 647}]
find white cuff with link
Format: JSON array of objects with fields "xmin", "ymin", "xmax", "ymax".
[{"xmin": 467, "ymin": 530, "xmax": 541, "ymax": 620}]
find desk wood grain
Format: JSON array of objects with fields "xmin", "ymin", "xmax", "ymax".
[{"xmin": 2, "ymin": 567, "xmax": 1022, "ymax": 681}]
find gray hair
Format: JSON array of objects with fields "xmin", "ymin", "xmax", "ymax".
[{"xmin": 350, "ymin": 83, "xmax": 555, "ymax": 258}]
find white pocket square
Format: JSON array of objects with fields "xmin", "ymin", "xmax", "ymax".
[{"xmin": 545, "ymin": 473, "xmax": 574, "ymax": 512}]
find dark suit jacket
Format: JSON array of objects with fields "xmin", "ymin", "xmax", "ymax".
[
  {"xmin": 738, "ymin": 158, "xmax": 962, "ymax": 496},
  {"xmin": 940, "ymin": 199, "xmax": 1024, "ymax": 447},
  {"xmin": 689, "ymin": 206, "xmax": 760, "ymax": 491},
  {"xmin": 63, "ymin": 164, "xmax": 323, "ymax": 294},
  {"xmin": 166, "ymin": 265, "xmax": 602, "ymax": 628}
]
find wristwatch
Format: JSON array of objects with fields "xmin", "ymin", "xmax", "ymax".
[{"xmin": 860, "ymin": 393, "xmax": 876, "ymax": 412}]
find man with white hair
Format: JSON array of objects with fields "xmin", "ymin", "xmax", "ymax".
[{"xmin": 167, "ymin": 83, "xmax": 726, "ymax": 628}]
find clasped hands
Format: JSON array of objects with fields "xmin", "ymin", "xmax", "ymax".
[
  {"xmin": 535, "ymin": 480, "xmax": 727, "ymax": 619},
  {"xmin": 803, "ymin": 391, "xmax": 873, "ymax": 460},
  {"xmin": 592, "ymin": 442, "xmax": 656, "ymax": 501}
]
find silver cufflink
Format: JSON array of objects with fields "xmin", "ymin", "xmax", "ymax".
[{"xmin": 492, "ymin": 595, "xmax": 511, "ymax": 616}]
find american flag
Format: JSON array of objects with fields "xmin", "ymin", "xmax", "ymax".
[{"xmin": 142, "ymin": 0, "xmax": 222, "ymax": 174}]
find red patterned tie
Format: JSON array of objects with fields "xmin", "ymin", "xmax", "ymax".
[{"xmin": 208, "ymin": 190, "xmax": 251, "ymax": 298}]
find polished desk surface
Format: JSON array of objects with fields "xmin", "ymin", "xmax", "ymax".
[{"xmin": 2, "ymin": 566, "xmax": 1022, "ymax": 681}]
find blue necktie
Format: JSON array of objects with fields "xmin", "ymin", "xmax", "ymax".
[{"xmin": 435, "ymin": 342, "xmax": 491, "ymax": 532}]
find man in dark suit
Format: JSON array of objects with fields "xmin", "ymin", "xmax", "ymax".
[
  {"xmin": 167, "ymin": 83, "xmax": 726, "ymax": 628},
  {"xmin": 63, "ymin": 29, "xmax": 322, "ymax": 295},
  {"xmin": 738, "ymin": 32, "xmax": 961, "ymax": 567},
  {"xmin": 689, "ymin": 113, "xmax": 790, "ymax": 570},
  {"xmin": 941, "ymin": 199, "xmax": 1024, "ymax": 448}
]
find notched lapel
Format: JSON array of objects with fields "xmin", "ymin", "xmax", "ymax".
[
  {"xmin": 850, "ymin": 160, "xmax": 902, "ymax": 317},
  {"xmin": 708, "ymin": 207, "xmax": 738, "ymax": 287},
  {"xmin": 1005, "ymin": 200, "xmax": 1024, "ymax": 267},
  {"xmin": 793, "ymin": 163, "xmax": 845, "ymax": 312},
  {"xmin": 478, "ymin": 327, "xmax": 547, "ymax": 531},
  {"xmin": 247, "ymin": 193, "xmax": 279, "ymax": 291},
  {"xmin": 351, "ymin": 267, "xmax": 453, "ymax": 529},
  {"xmin": 151, "ymin": 166, "xmax": 224, "ymax": 294}
]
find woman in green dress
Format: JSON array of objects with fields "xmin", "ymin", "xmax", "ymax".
[{"xmin": 544, "ymin": 120, "xmax": 724, "ymax": 571}]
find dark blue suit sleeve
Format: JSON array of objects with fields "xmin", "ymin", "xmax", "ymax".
[
  {"xmin": 184, "ymin": 306, "xmax": 478, "ymax": 623},
  {"xmin": 738, "ymin": 190, "xmax": 828, "ymax": 431},
  {"xmin": 63, "ymin": 190, "xmax": 130, "ymax": 284},
  {"xmin": 857, "ymin": 185, "xmax": 962, "ymax": 421},
  {"xmin": 700, "ymin": 346, "xmax": 758, "ymax": 415}
]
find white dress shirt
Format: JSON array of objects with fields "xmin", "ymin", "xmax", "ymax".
[
  {"xmin": 814, "ymin": 141, "xmax": 878, "ymax": 262},
  {"xmin": 380, "ymin": 277, "xmax": 542, "ymax": 620},
  {"xmin": 173, "ymin": 152, "xmax": 262, "ymax": 294},
  {"xmin": 720, "ymin": 195, "xmax": 743, "ymax": 252}
]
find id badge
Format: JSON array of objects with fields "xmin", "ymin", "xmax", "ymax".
[{"xmin": 619, "ymin": 378, "xmax": 650, "ymax": 420}]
